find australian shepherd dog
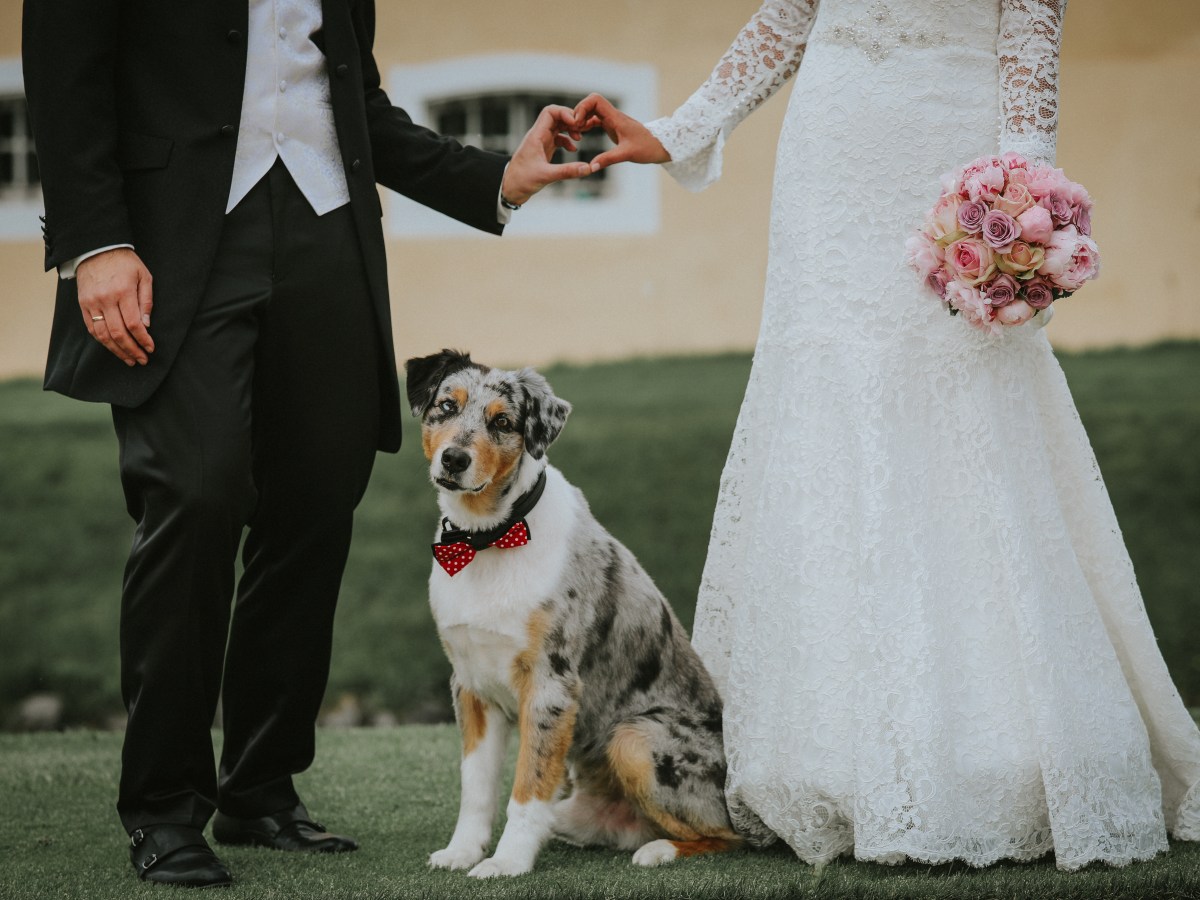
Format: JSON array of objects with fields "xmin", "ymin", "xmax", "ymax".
[{"xmin": 405, "ymin": 350, "xmax": 739, "ymax": 878}]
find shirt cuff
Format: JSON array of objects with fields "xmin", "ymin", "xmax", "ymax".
[
  {"xmin": 59, "ymin": 244, "xmax": 135, "ymax": 280},
  {"xmin": 496, "ymin": 163, "xmax": 513, "ymax": 226}
]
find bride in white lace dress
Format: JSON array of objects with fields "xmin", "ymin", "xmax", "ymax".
[{"xmin": 577, "ymin": 0, "xmax": 1200, "ymax": 870}]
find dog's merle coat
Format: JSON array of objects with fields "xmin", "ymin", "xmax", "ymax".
[{"xmin": 405, "ymin": 351, "xmax": 737, "ymax": 878}]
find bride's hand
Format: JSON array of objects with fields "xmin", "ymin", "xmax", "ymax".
[{"xmin": 573, "ymin": 93, "xmax": 671, "ymax": 170}]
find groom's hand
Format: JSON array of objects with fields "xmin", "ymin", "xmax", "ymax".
[
  {"xmin": 76, "ymin": 248, "xmax": 155, "ymax": 367},
  {"xmin": 573, "ymin": 93, "xmax": 671, "ymax": 170},
  {"xmin": 500, "ymin": 105, "xmax": 592, "ymax": 206}
]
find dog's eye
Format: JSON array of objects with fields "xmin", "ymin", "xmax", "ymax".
[
  {"xmin": 437, "ymin": 398, "xmax": 457, "ymax": 414},
  {"xmin": 492, "ymin": 414, "xmax": 513, "ymax": 432}
]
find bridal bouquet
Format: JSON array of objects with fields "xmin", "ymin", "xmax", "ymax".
[{"xmin": 906, "ymin": 152, "xmax": 1100, "ymax": 334}]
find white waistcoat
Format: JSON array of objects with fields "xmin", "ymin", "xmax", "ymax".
[{"xmin": 226, "ymin": 0, "xmax": 351, "ymax": 215}]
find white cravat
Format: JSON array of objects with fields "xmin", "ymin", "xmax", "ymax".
[{"xmin": 227, "ymin": 0, "xmax": 350, "ymax": 215}]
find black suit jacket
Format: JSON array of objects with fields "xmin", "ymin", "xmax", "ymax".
[{"xmin": 23, "ymin": 0, "xmax": 509, "ymax": 452}]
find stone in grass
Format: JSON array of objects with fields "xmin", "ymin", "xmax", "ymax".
[{"xmin": 12, "ymin": 693, "xmax": 64, "ymax": 732}]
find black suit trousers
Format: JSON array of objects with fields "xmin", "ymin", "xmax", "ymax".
[{"xmin": 111, "ymin": 162, "xmax": 380, "ymax": 830}]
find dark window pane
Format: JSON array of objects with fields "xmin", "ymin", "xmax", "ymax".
[
  {"xmin": 0, "ymin": 106, "xmax": 14, "ymax": 139},
  {"xmin": 480, "ymin": 98, "xmax": 508, "ymax": 137},
  {"xmin": 0, "ymin": 152, "xmax": 13, "ymax": 185},
  {"xmin": 435, "ymin": 103, "xmax": 467, "ymax": 138}
]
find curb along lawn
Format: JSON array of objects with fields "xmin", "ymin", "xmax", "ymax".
[{"xmin": 2, "ymin": 727, "xmax": 1199, "ymax": 900}]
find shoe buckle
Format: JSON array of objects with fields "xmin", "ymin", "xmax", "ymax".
[
  {"xmin": 141, "ymin": 853, "xmax": 159, "ymax": 871},
  {"xmin": 130, "ymin": 828, "xmax": 145, "ymax": 848}
]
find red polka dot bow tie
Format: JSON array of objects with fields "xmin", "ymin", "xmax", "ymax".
[
  {"xmin": 432, "ymin": 520, "xmax": 532, "ymax": 576},
  {"xmin": 431, "ymin": 470, "xmax": 547, "ymax": 577}
]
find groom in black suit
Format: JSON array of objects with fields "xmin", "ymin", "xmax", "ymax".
[{"xmin": 23, "ymin": 0, "xmax": 590, "ymax": 887}]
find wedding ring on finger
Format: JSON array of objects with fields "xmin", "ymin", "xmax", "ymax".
[{"xmin": 91, "ymin": 315, "xmax": 105, "ymax": 322}]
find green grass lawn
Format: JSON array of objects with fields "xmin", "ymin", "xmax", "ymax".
[
  {"xmin": 1, "ymin": 347, "xmax": 1199, "ymax": 898},
  {"xmin": 1, "ymin": 345, "xmax": 1199, "ymax": 726},
  {"xmin": 2, "ymin": 727, "xmax": 1199, "ymax": 900}
]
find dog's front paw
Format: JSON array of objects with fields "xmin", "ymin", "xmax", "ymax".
[
  {"xmin": 429, "ymin": 843, "xmax": 488, "ymax": 870},
  {"xmin": 632, "ymin": 839, "xmax": 679, "ymax": 867},
  {"xmin": 467, "ymin": 855, "xmax": 533, "ymax": 878}
]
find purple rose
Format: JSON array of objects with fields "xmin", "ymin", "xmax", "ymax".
[
  {"xmin": 1023, "ymin": 277, "xmax": 1055, "ymax": 310},
  {"xmin": 957, "ymin": 199, "xmax": 989, "ymax": 234},
  {"xmin": 926, "ymin": 267, "xmax": 951, "ymax": 298},
  {"xmin": 984, "ymin": 273, "xmax": 1019, "ymax": 307},
  {"xmin": 981, "ymin": 209, "xmax": 1021, "ymax": 253},
  {"xmin": 1071, "ymin": 203, "xmax": 1092, "ymax": 236},
  {"xmin": 1042, "ymin": 193, "xmax": 1073, "ymax": 226}
]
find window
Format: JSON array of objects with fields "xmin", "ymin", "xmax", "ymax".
[
  {"xmin": 0, "ymin": 60, "xmax": 43, "ymax": 240},
  {"xmin": 387, "ymin": 54, "xmax": 659, "ymax": 238},
  {"xmin": 429, "ymin": 92, "xmax": 611, "ymax": 201},
  {"xmin": 0, "ymin": 95, "xmax": 39, "ymax": 202}
]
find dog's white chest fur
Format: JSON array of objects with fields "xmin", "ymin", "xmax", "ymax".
[{"xmin": 429, "ymin": 466, "xmax": 579, "ymax": 710}]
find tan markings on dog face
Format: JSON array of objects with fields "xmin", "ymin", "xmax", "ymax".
[
  {"xmin": 422, "ymin": 418, "xmax": 452, "ymax": 462},
  {"xmin": 510, "ymin": 610, "xmax": 578, "ymax": 805},
  {"xmin": 459, "ymin": 688, "xmax": 488, "ymax": 756},
  {"xmin": 457, "ymin": 426, "xmax": 524, "ymax": 517},
  {"xmin": 420, "ymin": 386, "xmax": 471, "ymax": 461}
]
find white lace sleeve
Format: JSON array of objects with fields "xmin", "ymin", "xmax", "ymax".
[
  {"xmin": 997, "ymin": 0, "xmax": 1066, "ymax": 165},
  {"xmin": 647, "ymin": 0, "xmax": 820, "ymax": 192}
]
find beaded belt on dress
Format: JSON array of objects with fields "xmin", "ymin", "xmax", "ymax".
[{"xmin": 816, "ymin": 1, "xmax": 989, "ymax": 63}]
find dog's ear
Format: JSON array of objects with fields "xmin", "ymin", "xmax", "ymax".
[
  {"xmin": 404, "ymin": 349, "xmax": 473, "ymax": 417},
  {"xmin": 516, "ymin": 368, "xmax": 571, "ymax": 460}
]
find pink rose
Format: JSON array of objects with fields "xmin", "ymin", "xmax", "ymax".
[
  {"xmin": 1001, "ymin": 151, "xmax": 1030, "ymax": 170},
  {"xmin": 945, "ymin": 237, "xmax": 997, "ymax": 286},
  {"xmin": 1025, "ymin": 166, "xmax": 1065, "ymax": 200},
  {"xmin": 928, "ymin": 195, "xmax": 966, "ymax": 246},
  {"xmin": 995, "ymin": 240, "xmax": 1045, "ymax": 279},
  {"xmin": 1040, "ymin": 225, "xmax": 1080, "ymax": 283},
  {"xmin": 945, "ymin": 280, "xmax": 1001, "ymax": 334},
  {"xmin": 995, "ymin": 299, "xmax": 1036, "ymax": 326},
  {"xmin": 965, "ymin": 163, "xmax": 1007, "ymax": 202},
  {"xmin": 1015, "ymin": 205, "xmax": 1054, "ymax": 244},
  {"xmin": 994, "ymin": 182, "xmax": 1035, "ymax": 218},
  {"xmin": 959, "ymin": 156, "xmax": 999, "ymax": 180},
  {"xmin": 1064, "ymin": 179, "xmax": 1092, "ymax": 208},
  {"xmin": 981, "ymin": 209, "xmax": 1021, "ymax": 253},
  {"xmin": 1061, "ymin": 234, "xmax": 1101, "ymax": 291},
  {"xmin": 1023, "ymin": 277, "xmax": 1055, "ymax": 310},
  {"xmin": 1041, "ymin": 193, "xmax": 1074, "ymax": 226},
  {"xmin": 957, "ymin": 199, "xmax": 989, "ymax": 234},
  {"xmin": 905, "ymin": 232, "xmax": 944, "ymax": 280},
  {"xmin": 926, "ymin": 267, "xmax": 951, "ymax": 299},
  {"xmin": 984, "ymin": 273, "xmax": 1019, "ymax": 307},
  {"xmin": 940, "ymin": 169, "xmax": 963, "ymax": 199},
  {"xmin": 1071, "ymin": 203, "xmax": 1092, "ymax": 236},
  {"xmin": 1006, "ymin": 167, "xmax": 1032, "ymax": 189}
]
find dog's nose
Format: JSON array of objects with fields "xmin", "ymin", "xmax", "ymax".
[{"xmin": 441, "ymin": 447, "xmax": 471, "ymax": 475}]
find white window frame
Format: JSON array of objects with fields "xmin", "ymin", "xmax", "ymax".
[
  {"xmin": 387, "ymin": 54, "xmax": 659, "ymax": 239},
  {"xmin": 0, "ymin": 59, "xmax": 43, "ymax": 241}
]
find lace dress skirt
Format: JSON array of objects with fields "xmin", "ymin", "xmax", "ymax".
[{"xmin": 690, "ymin": 2, "xmax": 1200, "ymax": 870}]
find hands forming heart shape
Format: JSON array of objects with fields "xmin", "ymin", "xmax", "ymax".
[{"xmin": 499, "ymin": 93, "xmax": 672, "ymax": 207}]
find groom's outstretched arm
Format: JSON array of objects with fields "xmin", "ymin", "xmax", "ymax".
[{"xmin": 346, "ymin": 1, "xmax": 590, "ymax": 232}]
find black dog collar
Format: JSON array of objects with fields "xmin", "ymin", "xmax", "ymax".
[{"xmin": 437, "ymin": 469, "xmax": 548, "ymax": 550}]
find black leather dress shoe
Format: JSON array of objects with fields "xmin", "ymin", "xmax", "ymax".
[
  {"xmin": 129, "ymin": 824, "xmax": 233, "ymax": 888},
  {"xmin": 212, "ymin": 802, "xmax": 358, "ymax": 853}
]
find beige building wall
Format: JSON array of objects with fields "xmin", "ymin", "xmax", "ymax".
[{"xmin": 1, "ymin": 1, "xmax": 1197, "ymax": 380}]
